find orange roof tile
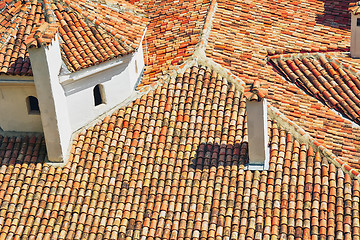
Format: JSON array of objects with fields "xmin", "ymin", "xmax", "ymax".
[
  {"xmin": 133, "ymin": 0, "xmax": 211, "ymax": 87},
  {"xmin": 202, "ymin": 0, "xmax": 360, "ymax": 169},
  {"xmin": 270, "ymin": 53, "xmax": 360, "ymax": 125},
  {"xmin": 3, "ymin": 0, "xmax": 360, "ymax": 237},
  {"xmin": 244, "ymin": 80, "xmax": 268, "ymax": 101},
  {"xmin": 0, "ymin": 0, "xmax": 148, "ymax": 75},
  {"xmin": 25, "ymin": 22, "xmax": 59, "ymax": 48},
  {"xmin": 0, "ymin": 64, "xmax": 358, "ymax": 239}
]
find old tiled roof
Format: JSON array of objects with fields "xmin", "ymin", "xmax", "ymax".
[
  {"xmin": 0, "ymin": 0, "xmax": 148, "ymax": 75},
  {"xmin": 244, "ymin": 80, "xmax": 268, "ymax": 102},
  {"xmin": 25, "ymin": 22, "xmax": 59, "ymax": 48},
  {"xmin": 329, "ymin": 52, "xmax": 360, "ymax": 73},
  {"xmin": 0, "ymin": 135, "xmax": 47, "ymax": 165},
  {"xmin": 205, "ymin": 0, "xmax": 350, "ymax": 80},
  {"xmin": 3, "ymin": 0, "xmax": 360, "ymax": 238},
  {"xmin": 199, "ymin": 0, "xmax": 360, "ymax": 169},
  {"xmin": 1, "ymin": 64, "xmax": 360, "ymax": 239},
  {"xmin": 133, "ymin": 0, "xmax": 211, "ymax": 87},
  {"xmin": 270, "ymin": 53, "xmax": 360, "ymax": 125}
]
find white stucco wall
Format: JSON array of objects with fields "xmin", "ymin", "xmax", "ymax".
[
  {"xmin": 351, "ymin": 14, "xmax": 360, "ymax": 58},
  {"xmin": 61, "ymin": 42, "xmax": 145, "ymax": 132},
  {"xmin": 0, "ymin": 82, "xmax": 43, "ymax": 132}
]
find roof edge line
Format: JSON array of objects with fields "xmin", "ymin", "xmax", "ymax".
[
  {"xmin": 138, "ymin": 0, "xmax": 216, "ymax": 88},
  {"xmin": 56, "ymin": 77, "xmax": 165, "ymax": 168},
  {"xmin": 156, "ymin": 51, "xmax": 246, "ymax": 93},
  {"xmin": 94, "ymin": 0, "xmax": 147, "ymax": 18},
  {"xmin": 268, "ymin": 103, "xmax": 360, "ymax": 180},
  {"xmin": 196, "ymin": 54, "xmax": 246, "ymax": 92}
]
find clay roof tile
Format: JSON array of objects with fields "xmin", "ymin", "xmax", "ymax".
[
  {"xmin": 244, "ymin": 80, "xmax": 268, "ymax": 101},
  {"xmin": 0, "ymin": 0, "xmax": 148, "ymax": 75}
]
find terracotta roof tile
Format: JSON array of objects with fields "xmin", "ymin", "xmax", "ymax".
[
  {"xmin": 25, "ymin": 22, "xmax": 59, "ymax": 48},
  {"xmin": 244, "ymin": 80, "xmax": 268, "ymax": 101},
  {"xmin": 133, "ymin": 0, "xmax": 211, "ymax": 87},
  {"xmin": 271, "ymin": 53, "xmax": 360, "ymax": 125},
  {"xmin": 0, "ymin": 0, "xmax": 148, "ymax": 75},
  {"xmin": 2, "ymin": 0, "xmax": 360, "ymax": 238},
  {"xmin": 0, "ymin": 63, "xmax": 359, "ymax": 238},
  {"xmin": 202, "ymin": 0, "xmax": 360, "ymax": 170}
]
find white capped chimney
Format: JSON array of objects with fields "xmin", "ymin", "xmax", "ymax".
[
  {"xmin": 27, "ymin": 30, "xmax": 72, "ymax": 163},
  {"xmin": 244, "ymin": 80, "xmax": 269, "ymax": 170}
]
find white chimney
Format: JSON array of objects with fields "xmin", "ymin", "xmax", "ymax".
[
  {"xmin": 26, "ymin": 23, "xmax": 72, "ymax": 163},
  {"xmin": 349, "ymin": 3, "xmax": 360, "ymax": 58},
  {"xmin": 244, "ymin": 80, "xmax": 269, "ymax": 170}
]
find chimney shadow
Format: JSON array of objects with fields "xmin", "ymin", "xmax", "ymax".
[
  {"xmin": 190, "ymin": 142, "xmax": 249, "ymax": 171},
  {"xmin": 0, "ymin": 135, "xmax": 47, "ymax": 166}
]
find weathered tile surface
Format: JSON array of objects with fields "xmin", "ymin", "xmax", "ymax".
[
  {"xmin": 0, "ymin": 0, "xmax": 147, "ymax": 75},
  {"xmin": 0, "ymin": 64, "xmax": 358, "ymax": 239},
  {"xmin": 133, "ymin": 0, "xmax": 210, "ymax": 87},
  {"xmin": 205, "ymin": 0, "xmax": 360, "ymax": 168},
  {"xmin": 271, "ymin": 53, "xmax": 360, "ymax": 125}
]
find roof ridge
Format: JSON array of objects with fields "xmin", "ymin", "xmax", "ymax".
[
  {"xmin": 324, "ymin": 52, "xmax": 360, "ymax": 81},
  {"xmin": 269, "ymin": 51, "xmax": 360, "ymax": 126},
  {"xmin": 349, "ymin": 1, "xmax": 360, "ymax": 15},
  {"xmin": 91, "ymin": 0, "xmax": 146, "ymax": 17},
  {"xmin": 157, "ymin": 53, "xmax": 246, "ymax": 94},
  {"xmin": 194, "ymin": 0, "xmax": 217, "ymax": 53}
]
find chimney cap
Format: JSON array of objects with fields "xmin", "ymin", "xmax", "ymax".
[
  {"xmin": 349, "ymin": 2, "xmax": 360, "ymax": 15},
  {"xmin": 244, "ymin": 80, "xmax": 268, "ymax": 101},
  {"xmin": 25, "ymin": 22, "xmax": 59, "ymax": 49}
]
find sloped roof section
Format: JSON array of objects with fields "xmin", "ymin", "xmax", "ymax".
[
  {"xmin": 132, "ymin": 0, "xmax": 211, "ymax": 87},
  {"xmin": 0, "ymin": 0, "xmax": 148, "ymax": 75},
  {"xmin": 202, "ymin": 0, "xmax": 360, "ymax": 170},
  {"xmin": 0, "ymin": 135, "xmax": 46, "ymax": 165},
  {"xmin": 0, "ymin": 63, "xmax": 359, "ymax": 239},
  {"xmin": 270, "ymin": 53, "xmax": 360, "ymax": 125}
]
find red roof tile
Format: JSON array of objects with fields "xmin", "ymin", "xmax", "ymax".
[
  {"xmin": 328, "ymin": 52, "xmax": 360, "ymax": 72},
  {"xmin": 0, "ymin": 63, "xmax": 359, "ymax": 239},
  {"xmin": 25, "ymin": 22, "xmax": 59, "ymax": 48},
  {"xmin": 133, "ymin": 0, "xmax": 211, "ymax": 87},
  {"xmin": 270, "ymin": 53, "xmax": 360, "ymax": 125},
  {"xmin": 2, "ymin": 0, "xmax": 360, "ymax": 237},
  {"xmin": 244, "ymin": 80, "xmax": 268, "ymax": 101},
  {"xmin": 0, "ymin": 0, "xmax": 148, "ymax": 75}
]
